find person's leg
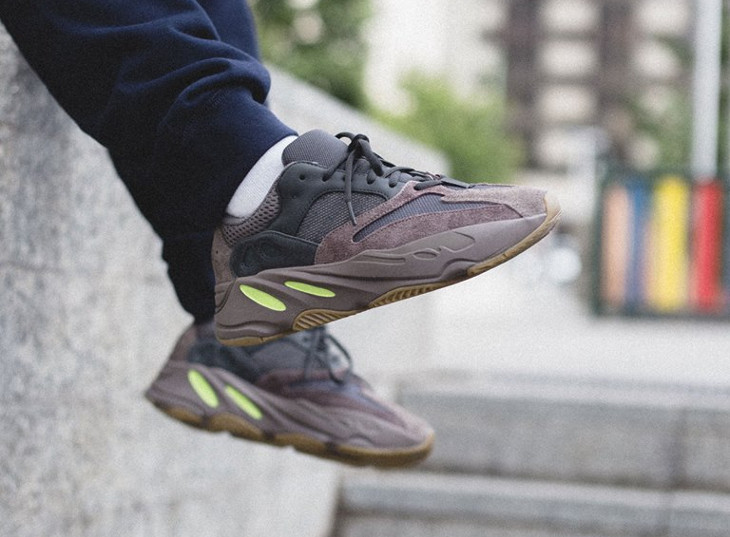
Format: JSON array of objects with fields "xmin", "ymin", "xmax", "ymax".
[
  {"xmin": 197, "ymin": 0, "xmax": 262, "ymax": 60},
  {"xmin": 111, "ymin": 153, "xmax": 217, "ymax": 323},
  {"xmin": 0, "ymin": 0, "xmax": 291, "ymax": 322},
  {"xmin": 0, "ymin": 2, "xmax": 436, "ymax": 467},
  {"xmin": 145, "ymin": 323, "xmax": 435, "ymax": 467},
  {"xmin": 0, "ymin": 0, "xmax": 560, "ymax": 347},
  {"xmin": 108, "ymin": 0, "xmax": 269, "ymax": 324},
  {"xmin": 0, "ymin": 0, "xmax": 294, "ymax": 233}
]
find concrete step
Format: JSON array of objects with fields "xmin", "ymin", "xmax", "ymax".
[
  {"xmin": 335, "ymin": 470, "xmax": 730, "ymax": 537},
  {"xmin": 398, "ymin": 372, "xmax": 730, "ymax": 491}
]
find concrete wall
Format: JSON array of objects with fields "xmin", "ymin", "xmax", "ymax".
[{"xmin": 0, "ymin": 26, "xmax": 444, "ymax": 537}]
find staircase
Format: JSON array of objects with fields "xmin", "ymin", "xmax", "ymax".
[{"xmin": 332, "ymin": 372, "xmax": 730, "ymax": 537}]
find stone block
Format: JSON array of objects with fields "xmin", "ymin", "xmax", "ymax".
[
  {"xmin": 669, "ymin": 491, "xmax": 730, "ymax": 537},
  {"xmin": 401, "ymin": 373, "xmax": 692, "ymax": 489},
  {"xmin": 681, "ymin": 405, "xmax": 730, "ymax": 491},
  {"xmin": 338, "ymin": 515, "xmax": 617, "ymax": 537},
  {"xmin": 339, "ymin": 471, "xmax": 667, "ymax": 537},
  {"xmin": 339, "ymin": 471, "xmax": 730, "ymax": 537}
]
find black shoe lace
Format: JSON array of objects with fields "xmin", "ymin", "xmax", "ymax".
[
  {"xmin": 302, "ymin": 326, "xmax": 353, "ymax": 384},
  {"xmin": 324, "ymin": 132, "xmax": 448, "ymax": 225}
]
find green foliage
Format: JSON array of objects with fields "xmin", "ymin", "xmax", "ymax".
[
  {"xmin": 252, "ymin": 3, "xmax": 520, "ymax": 181},
  {"xmin": 629, "ymin": 34, "xmax": 692, "ymax": 169},
  {"xmin": 630, "ymin": 93, "xmax": 692, "ymax": 169},
  {"xmin": 376, "ymin": 74, "xmax": 523, "ymax": 183},
  {"xmin": 251, "ymin": 0, "xmax": 371, "ymax": 109}
]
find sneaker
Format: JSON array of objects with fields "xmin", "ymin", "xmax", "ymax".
[
  {"xmin": 213, "ymin": 130, "xmax": 561, "ymax": 345},
  {"xmin": 145, "ymin": 322, "xmax": 434, "ymax": 467}
]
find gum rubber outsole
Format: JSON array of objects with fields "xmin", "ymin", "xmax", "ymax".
[
  {"xmin": 219, "ymin": 193, "xmax": 562, "ymax": 347},
  {"xmin": 152, "ymin": 402, "xmax": 435, "ymax": 467}
]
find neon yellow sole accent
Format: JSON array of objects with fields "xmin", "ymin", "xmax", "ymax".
[
  {"xmin": 239, "ymin": 284, "xmax": 287, "ymax": 311},
  {"xmin": 285, "ymin": 280, "xmax": 336, "ymax": 297},
  {"xmin": 224, "ymin": 386, "xmax": 263, "ymax": 420},
  {"xmin": 187, "ymin": 370, "xmax": 219, "ymax": 408}
]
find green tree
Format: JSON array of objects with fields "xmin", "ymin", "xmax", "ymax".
[
  {"xmin": 251, "ymin": 0, "xmax": 371, "ymax": 109},
  {"xmin": 377, "ymin": 73, "xmax": 523, "ymax": 182},
  {"xmin": 630, "ymin": 35, "xmax": 692, "ymax": 169},
  {"xmin": 630, "ymin": 93, "xmax": 692, "ymax": 170}
]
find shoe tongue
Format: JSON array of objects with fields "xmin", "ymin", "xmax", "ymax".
[{"xmin": 282, "ymin": 130, "xmax": 348, "ymax": 168}]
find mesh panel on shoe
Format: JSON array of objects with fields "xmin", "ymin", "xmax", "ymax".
[
  {"xmin": 353, "ymin": 193, "xmax": 499, "ymax": 242},
  {"xmin": 221, "ymin": 188, "xmax": 281, "ymax": 246},
  {"xmin": 297, "ymin": 192, "xmax": 384, "ymax": 242}
]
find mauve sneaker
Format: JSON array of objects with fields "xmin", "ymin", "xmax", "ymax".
[
  {"xmin": 145, "ymin": 322, "xmax": 434, "ymax": 467},
  {"xmin": 213, "ymin": 130, "xmax": 561, "ymax": 345}
]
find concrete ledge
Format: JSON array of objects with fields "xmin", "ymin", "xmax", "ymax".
[
  {"xmin": 338, "ymin": 516, "xmax": 619, "ymax": 537},
  {"xmin": 337, "ymin": 471, "xmax": 730, "ymax": 537},
  {"xmin": 399, "ymin": 372, "xmax": 730, "ymax": 491},
  {"xmin": 0, "ymin": 31, "xmax": 345, "ymax": 537}
]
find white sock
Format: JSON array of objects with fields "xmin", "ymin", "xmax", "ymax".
[{"xmin": 226, "ymin": 135, "xmax": 297, "ymax": 218}]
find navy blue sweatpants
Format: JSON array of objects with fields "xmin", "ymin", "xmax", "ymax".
[{"xmin": 0, "ymin": 0, "xmax": 296, "ymax": 323}]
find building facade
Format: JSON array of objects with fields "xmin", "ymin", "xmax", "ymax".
[{"xmin": 366, "ymin": 0, "xmax": 693, "ymax": 171}]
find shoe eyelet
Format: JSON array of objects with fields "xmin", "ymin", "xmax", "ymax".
[{"xmin": 299, "ymin": 174, "xmax": 306, "ymax": 181}]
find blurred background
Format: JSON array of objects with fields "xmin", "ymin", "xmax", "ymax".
[{"xmin": 3, "ymin": 1, "xmax": 730, "ymax": 536}]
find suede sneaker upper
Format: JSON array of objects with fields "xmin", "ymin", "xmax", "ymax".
[
  {"xmin": 213, "ymin": 130, "xmax": 560, "ymax": 345},
  {"xmin": 145, "ymin": 323, "xmax": 434, "ymax": 467}
]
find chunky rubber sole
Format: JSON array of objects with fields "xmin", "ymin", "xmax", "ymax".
[
  {"xmin": 215, "ymin": 193, "xmax": 561, "ymax": 346},
  {"xmin": 145, "ymin": 362, "xmax": 434, "ymax": 468}
]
